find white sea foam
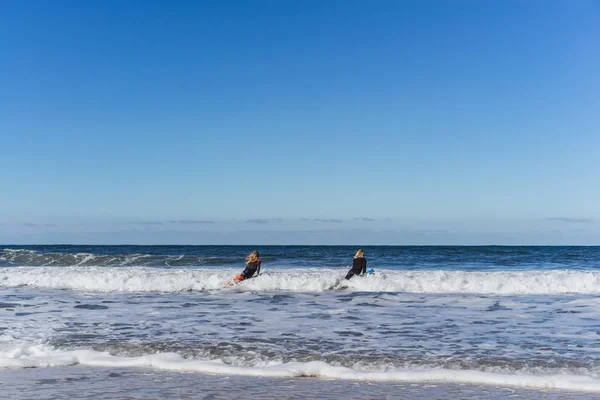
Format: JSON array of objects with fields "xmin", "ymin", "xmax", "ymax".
[
  {"xmin": 1, "ymin": 343, "xmax": 600, "ymax": 392},
  {"xmin": 2, "ymin": 267, "xmax": 600, "ymax": 294}
]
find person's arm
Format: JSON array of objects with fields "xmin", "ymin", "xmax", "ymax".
[
  {"xmin": 362, "ymin": 259, "xmax": 367, "ymax": 275},
  {"xmin": 257, "ymin": 261, "xmax": 262, "ymax": 276}
]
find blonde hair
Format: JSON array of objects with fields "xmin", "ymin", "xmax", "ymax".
[
  {"xmin": 246, "ymin": 251, "xmax": 260, "ymax": 264},
  {"xmin": 354, "ymin": 249, "xmax": 365, "ymax": 259}
]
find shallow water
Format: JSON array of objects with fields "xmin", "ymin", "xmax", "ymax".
[{"xmin": 0, "ymin": 366, "xmax": 591, "ymax": 400}]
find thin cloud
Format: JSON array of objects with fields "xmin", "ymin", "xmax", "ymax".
[
  {"xmin": 169, "ymin": 220, "xmax": 215, "ymax": 224},
  {"xmin": 300, "ymin": 218, "xmax": 310, "ymax": 221},
  {"xmin": 354, "ymin": 217, "xmax": 376, "ymax": 222},
  {"xmin": 129, "ymin": 221, "xmax": 163, "ymax": 225},
  {"xmin": 245, "ymin": 219, "xmax": 270, "ymax": 224},
  {"xmin": 23, "ymin": 223, "xmax": 37, "ymax": 227},
  {"xmin": 273, "ymin": 218, "xmax": 283, "ymax": 223},
  {"xmin": 314, "ymin": 218, "xmax": 343, "ymax": 223},
  {"xmin": 548, "ymin": 217, "xmax": 594, "ymax": 223},
  {"xmin": 45, "ymin": 224, "xmax": 58, "ymax": 227}
]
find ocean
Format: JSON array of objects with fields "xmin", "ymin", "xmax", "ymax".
[{"xmin": 1, "ymin": 245, "xmax": 600, "ymax": 399}]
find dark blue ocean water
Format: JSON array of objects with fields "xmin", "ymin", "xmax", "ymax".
[{"xmin": 1, "ymin": 245, "xmax": 599, "ymax": 271}]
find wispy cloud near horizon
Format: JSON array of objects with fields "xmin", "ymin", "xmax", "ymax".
[
  {"xmin": 129, "ymin": 221, "xmax": 163, "ymax": 225},
  {"xmin": 169, "ymin": 220, "xmax": 215, "ymax": 224},
  {"xmin": 314, "ymin": 218, "xmax": 343, "ymax": 223},
  {"xmin": 5, "ymin": 227, "xmax": 600, "ymax": 245},
  {"xmin": 548, "ymin": 217, "xmax": 594, "ymax": 223},
  {"xmin": 245, "ymin": 219, "xmax": 270, "ymax": 224}
]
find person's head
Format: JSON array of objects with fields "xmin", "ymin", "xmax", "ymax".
[
  {"xmin": 354, "ymin": 249, "xmax": 365, "ymax": 259},
  {"xmin": 246, "ymin": 251, "xmax": 260, "ymax": 264}
]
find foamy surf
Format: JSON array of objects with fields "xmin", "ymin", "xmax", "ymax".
[
  {"xmin": 4, "ymin": 245, "xmax": 600, "ymax": 399},
  {"xmin": 3, "ymin": 266, "xmax": 600, "ymax": 294},
  {"xmin": 2, "ymin": 344, "xmax": 600, "ymax": 392}
]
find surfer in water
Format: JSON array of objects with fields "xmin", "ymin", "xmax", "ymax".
[
  {"xmin": 227, "ymin": 251, "xmax": 262, "ymax": 285},
  {"xmin": 345, "ymin": 249, "xmax": 367, "ymax": 279}
]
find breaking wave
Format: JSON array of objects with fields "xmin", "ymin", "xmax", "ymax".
[
  {"xmin": 2, "ymin": 266, "xmax": 600, "ymax": 294},
  {"xmin": 1, "ymin": 343, "xmax": 600, "ymax": 392}
]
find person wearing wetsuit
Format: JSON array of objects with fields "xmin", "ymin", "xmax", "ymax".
[
  {"xmin": 345, "ymin": 249, "xmax": 367, "ymax": 280},
  {"xmin": 229, "ymin": 251, "xmax": 262, "ymax": 284}
]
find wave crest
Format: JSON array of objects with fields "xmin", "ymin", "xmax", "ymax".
[
  {"xmin": 2, "ymin": 343, "xmax": 600, "ymax": 392},
  {"xmin": 2, "ymin": 267, "xmax": 600, "ymax": 294}
]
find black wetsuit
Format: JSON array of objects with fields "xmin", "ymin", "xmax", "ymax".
[
  {"xmin": 240, "ymin": 261, "xmax": 261, "ymax": 279},
  {"xmin": 345, "ymin": 258, "xmax": 367, "ymax": 280}
]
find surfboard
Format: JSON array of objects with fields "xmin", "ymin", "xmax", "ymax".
[
  {"xmin": 224, "ymin": 270, "xmax": 265, "ymax": 287},
  {"xmin": 367, "ymin": 268, "xmax": 375, "ymax": 275}
]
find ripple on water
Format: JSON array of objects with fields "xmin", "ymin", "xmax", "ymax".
[
  {"xmin": 0, "ymin": 302, "xmax": 21, "ymax": 308},
  {"xmin": 74, "ymin": 304, "xmax": 109, "ymax": 310}
]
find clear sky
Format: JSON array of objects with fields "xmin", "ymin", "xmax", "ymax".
[{"xmin": 1, "ymin": 1, "xmax": 599, "ymax": 244}]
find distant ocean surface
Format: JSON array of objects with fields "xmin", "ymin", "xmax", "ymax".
[{"xmin": 2, "ymin": 245, "xmax": 600, "ymax": 398}]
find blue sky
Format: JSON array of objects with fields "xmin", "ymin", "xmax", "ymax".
[{"xmin": 1, "ymin": 1, "xmax": 599, "ymax": 244}]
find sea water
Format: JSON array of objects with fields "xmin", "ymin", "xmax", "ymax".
[{"xmin": 1, "ymin": 245, "xmax": 600, "ymax": 398}]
